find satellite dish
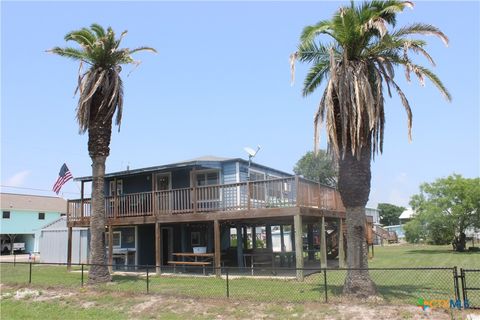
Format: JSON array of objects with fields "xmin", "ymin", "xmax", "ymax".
[{"xmin": 244, "ymin": 147, "xmax": 257, "ymax": 157}]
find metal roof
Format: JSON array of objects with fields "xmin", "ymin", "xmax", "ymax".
[
  {"xmin": 0, "ymin": 193, "xmax": 67, "ymax": 213},
  {"xmin": 74, "ymin": 155, "xmax": 293, "ymax": 181}
]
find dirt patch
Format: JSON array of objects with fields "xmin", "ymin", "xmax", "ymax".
[{"xmin": 2, "ymin": 285, "xmax": 479, "ymax": 319}]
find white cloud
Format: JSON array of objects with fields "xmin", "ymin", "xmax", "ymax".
[{"xmin": 5, "ymin": 170, "xmax": 30, "ymax": 187}]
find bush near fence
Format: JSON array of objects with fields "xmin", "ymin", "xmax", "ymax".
[{"xmin": 0, "ymin": 262, "xmax": 477, "ymax": 308}]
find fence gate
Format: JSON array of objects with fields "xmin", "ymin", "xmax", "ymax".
[{"xmin": 461, "ymin": 269, "xmax": 480, "ymax": 309}]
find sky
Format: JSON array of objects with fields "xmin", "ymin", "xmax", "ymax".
[{"xmin": 1, "ymin": 1, "xmax": 479, "ymax": 209}]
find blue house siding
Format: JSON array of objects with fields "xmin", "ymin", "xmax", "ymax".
[
  {"xmin": 222, "ymin": 162, "xmax": 238, "ymax": 184},
  {"xmin": 171, "ymin": 169, "xmax": 190, "ymax": 189},
  {"xmin": 97, "ymin": 158, "xmax": 295, "ymax": 214}
]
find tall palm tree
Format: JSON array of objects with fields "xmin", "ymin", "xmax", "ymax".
[
  {"xmin": 49, "ymin": 24, "xmax": 156, "ymax": 283},
  {"xmin": 291, "ymin": 1, "xmax": 450, "ymax": 296}
]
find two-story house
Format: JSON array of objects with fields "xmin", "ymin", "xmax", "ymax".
[
  {"xmin": 68, "ymin": 156, "xmax": 348, "ymax": 277},
  {"xmin": 1, "ymin": 193, "xmax": 66, "ymax": 253}
]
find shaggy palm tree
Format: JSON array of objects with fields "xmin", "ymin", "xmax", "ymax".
[
  {"xmin": 291, "ymin": 1, "xmax": 450, "ymax": 296},
  {"xmin": 49, "ymin": 24, "xmax": 156, "ymax": 283}
]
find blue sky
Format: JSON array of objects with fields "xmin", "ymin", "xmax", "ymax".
[{"xmin": 1, "ymin": 1, "xmax": 479, "ymax": 208}]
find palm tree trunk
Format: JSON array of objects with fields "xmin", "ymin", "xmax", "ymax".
[
  {"xmin": 338, "ymin": 141, "xmax": 377, "ymax": 297},
  {"xmin": 88, "ymin": 155, "xmax": 111, "ymax": 283},
  {"xmin": 87, "ymin": 93, "xmax": 112, "ymax": 284}
]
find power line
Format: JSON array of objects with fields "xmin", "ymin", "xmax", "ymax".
[{"xmin": 0, "ymin": 185, "xmax": 81, "ymax": 195}]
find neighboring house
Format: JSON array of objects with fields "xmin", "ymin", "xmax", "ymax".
[
  {"xmin": 365, "ymin": 207, "xmax": 380, "ymax": 225},
  {"xmin": 365, "ymin": 207, "xmax": 383, "ymax": 245},
  {"xmin": 68, "ymin": 156, "xmax": 347, "ymax": 273},
  {"xmin": 384, "ymin": 225, "xmax": 406, "ymax": 240},
  {"xmin": 399, "ymin": 208, "xmax": 415, "ymax": 224},
  {"xmin": 39, "ymin": 217, "xmax": 89, "ymax": 264},
  {"xmin": 0, "ymin": 193, "xmax": 66, "ymax": 253}
]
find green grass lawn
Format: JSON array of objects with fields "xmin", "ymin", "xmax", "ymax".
[
  {"xmin": 0, "ymin": 244, "xmax": 478, "ymax": 307},
  {"xmin": 369, "ymin": 244, "xmax": 479, "ymax": 269}
]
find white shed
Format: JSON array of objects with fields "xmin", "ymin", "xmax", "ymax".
[{"xmin": 39, "ymin": 217, "xmax": 89, "ymax": 264}]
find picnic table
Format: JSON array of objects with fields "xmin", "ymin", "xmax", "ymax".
[{"xmin": 168, "ymin": 252, "xmax": 214, "ymax": 274}]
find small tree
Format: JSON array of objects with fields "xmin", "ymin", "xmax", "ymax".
[
  {"xmin": 407, "ymin": 174, "xmax": 480, "ymax": 251},
  {"xmin": 293, "ymin": 150, "xmax": 337, "ymax": 186},
  {"xmin": 377, "ymin": 203, "xmax": 405, "ymax": 226}
]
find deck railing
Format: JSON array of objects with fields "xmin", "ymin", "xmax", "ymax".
[{"xmin": 67, "ymin": 177, "xmax": 344, "ymax": 222}]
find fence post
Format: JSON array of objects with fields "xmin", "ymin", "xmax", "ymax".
[
  {"xmin": 14, "ymin": 253, "xmax": 16, "ymax": 266},
  {"xmin": 453, "ymin": 266, "xmax": 461, "ymax": 303},
  {"xmin": 323, "ymin": 268, "xmax": 328, "ymax": 303},
  {"xmin": 226, "ymin": 268, "xmax": 230, "ymax": 298},
  {"xmin": 146, "ymin": 265, "xmax": 150, "ymax": 294},
  {"xmin": 81, "ymin": 264, "xmax": 84, "ymax": 287},
  {"xmin": 29, "ymin": 262, "xmax": 32, "ymax": 284}
]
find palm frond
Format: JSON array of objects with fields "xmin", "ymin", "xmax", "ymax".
[
  {"xmin": 90, "ymin": 23, "xmax": 105, "ymax": 38},
  {"xmin": 303, "ymin": 61, "xmax": 330, "ymax": 96},
  {"xmin": 393, "ymin": 23, "xmax": 449, "ymax": 46},
  {"xmin": 129, "ymin": 46, "xmax": 158, "ymax": 55},
  {"xmin": 300, "ymin": 20, "xmax": 332, "ymax": 44},
  {"xmin": 413, "ymin": 65, "xmax": 452, "ymax": 101}
]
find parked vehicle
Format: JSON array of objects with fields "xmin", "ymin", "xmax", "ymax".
[{"xmin": 1, "ymin": 238, "xmax": 25, "ymax": 254}]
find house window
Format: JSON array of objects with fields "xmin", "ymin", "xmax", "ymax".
[
  {"xmin": 2, "ymin": 211, "xmax": 10, "ymax": 219},
  {"xmin": 266, "ymin": 174, "xmax": 283, "ymax": 199},
  {"xmin": 196, "ymin": 171, "xmax": 219, "ymax": 187},
  {"xmin": 109, "ymin": 180, "xmax": 123, "ymax": 196},
  {"xmin": 106, "ymin": 231, "xmax": 122, "ymax": 248},
  {"xmin": 195, "ymin": 171, "xmax": 220, "ymax": 204},
  {"xmin": 38, "ymin": 212, "xmax": 45, "ymax": 220},
  {"xmin": 249, "ymin": 170, "xmax": 266, "ymax": 201}
]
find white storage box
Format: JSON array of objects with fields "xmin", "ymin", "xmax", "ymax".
[{"xmin": 193, "ymin": 246, "xmax": 207, "ymax": 254}]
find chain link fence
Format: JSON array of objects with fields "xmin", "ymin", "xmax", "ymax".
[{"xmin": 1, "ymin": 262, "xmax": 476, "ymax": 308}]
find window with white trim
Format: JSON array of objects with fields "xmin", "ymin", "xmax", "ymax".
[
  {"xmin": 249, "ymin": 170, "xmax": 266, "ymax": 201},
  {"xmin": 109, "ymin": 180, "xmax": 123, "ymax": 196},
  {"xmin": 195, "ymin": 171, "xmax": 220, "ymax": 202}
]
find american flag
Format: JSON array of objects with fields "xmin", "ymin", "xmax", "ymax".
[{"xmin": 52, "ymin": 163, "xmax": 73, "ymax": 195}]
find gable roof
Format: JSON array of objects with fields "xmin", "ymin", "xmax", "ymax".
[
  {"xmin": 74, "ymin": 155, "xmax": 293, "ymax": 181},
  {"xmin": 399, "ymin": 208, "xmax": 415, "ymax": 220},
  {"xmin": 0, "ymin": 193, "xmax": 67, "ymax": 213}
]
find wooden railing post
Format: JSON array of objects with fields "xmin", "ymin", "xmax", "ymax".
[
  {"xmin": 247, "ymin": 181, "xmax": 251, "ymax": 211},
  {"xmin": 151, "ymin": 173, "xmax": 156, "ymax": 216},
  {"xmin": 295, "ymin": 176, "xmax": 300, "ymax": 206}
]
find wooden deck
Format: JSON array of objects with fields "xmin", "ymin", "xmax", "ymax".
[{"xmin": 67, "ymin": 177, "xmax": 345, "ymax": 227}]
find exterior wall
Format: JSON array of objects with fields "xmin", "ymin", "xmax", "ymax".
[
  {"xmin": 222, "ymin": 162, "xmax": 237, "ymax": 184},
  {"xmin": 39, "ymin": 229, "xmax": 88, "ymax": 263},
  {"xmin": 366, "ymin": 207, "xmax": 380, "ymax": 224},
  {"xmin": 1, "ymin": 209, "xmax": 62, "ymax": 253},
  {"xmin": 0, "ymin": 210, "xmax": 62, "ymax": 234}
]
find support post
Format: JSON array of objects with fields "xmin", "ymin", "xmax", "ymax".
[
  {"xmin": 280, "ymin": 225, "xmax": 285, "ymax": 266},
  {"xmin": 155, "ymin": 222, "xmax": 161, "ymax": 274},
  {"xmin": 338, "ymin": 218, "xmax": 346, "ymax": 268},
  {"xmin": 320, "ymin": 217, "xmax": 327, "ymax": 269},
  {"xmin": 108, "ymin": 225, "xmax": 113, "ymax": 273},
  {"xmin": 243, "ymin": 226, "xmax": 248, "ymax": 250},
  {"xmin": 266, "ymin": 225, "xmax": 272, "ymax": 250},
  {"xmin": 236, "ymin": 226, "xmax": 244, "ymax": 267},
  {"xmin": 214, "ymin": 220, "xmax": 221, "ymax": 277},
  {"xmin": 294, "ymin": 214, "xmax": 304, "ymax": 280},
  {"xmin": 251, "ymin": 226, "xmax": 257, "ymax": 249},
  {"xmin": 307, "ymin": 224, "xmax": 314, "ymax": 261},
  {"xmin": 67, "ymin": 226, "xmax": 72, "ymax": 271}
]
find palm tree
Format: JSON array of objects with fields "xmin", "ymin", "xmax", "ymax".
[
  {"xmin": 49, "ymin": 24, "xmax": 156, "ymax": 283},
  {"xmin": 291, "ymin": 1, "xmax": 450, "ymax": 296}
]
